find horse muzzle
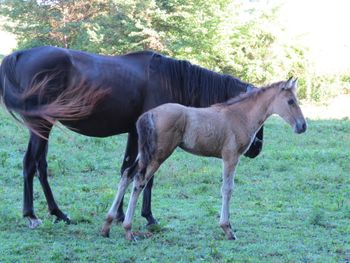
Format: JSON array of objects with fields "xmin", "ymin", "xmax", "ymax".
[{"xmin": 294, "ymin": 119, "xmax": 307, "ymax": 134}]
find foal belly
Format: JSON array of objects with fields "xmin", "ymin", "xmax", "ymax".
[{"xmin": 180, "ymin": 126, "xmax": 223, "ymax": 158}]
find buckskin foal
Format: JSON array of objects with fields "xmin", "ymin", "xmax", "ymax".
[{"xmin": 101, "ymin": 78, "xmax": 307, "ymax": 240}]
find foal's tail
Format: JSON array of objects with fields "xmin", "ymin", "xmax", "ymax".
[
  {"xmin": 0, "ymin": 52, "xmax": 109, "ymax": 138},
  {"xmin": 136, "ymin": 112, "xmax": 157, "ymax": 171}
]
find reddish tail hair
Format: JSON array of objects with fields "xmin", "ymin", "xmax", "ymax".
[{"xmin": 12, "ymin": 70, "xmax": 110, "ymax": 139}]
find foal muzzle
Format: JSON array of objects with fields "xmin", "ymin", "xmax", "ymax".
[{"xmin": 295, "ymin": 119, "xmax": 307, "ymax": 134}]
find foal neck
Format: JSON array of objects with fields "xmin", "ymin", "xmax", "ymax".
[{"xmin": 229, "ymin": 87, "xmax": 277, "ymax": 134}]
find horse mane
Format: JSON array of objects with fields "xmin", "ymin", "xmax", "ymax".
[{"xmin": 152, "ymin": 54, "xmax": 250, "ymax": 107}]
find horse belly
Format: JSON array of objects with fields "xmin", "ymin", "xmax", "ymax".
[
  {"xmin": 60, "ymin": 95, "xmax": 141, "ymax": 137},
  {"xmin": 60, "ymin": 113, "xmax": 133, "ymax": 137}
]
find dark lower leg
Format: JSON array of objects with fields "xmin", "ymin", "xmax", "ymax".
[
  {"xmin": 35, "ymin": 141, "xmax": 69, "ymax": 223},
  {"xmin": 23, "ymin": 141, "xmax": 41, "ymax": 228},
  {"xmin": 23, "ymin": 172, "xmax": 35, "ymax": 218},
  {"xmin": 37, "ymin": 170, "xmax": 70, "ymax": 223},
  {"xmin": 115, "ymin": 197, "xmax": 125, "ymax": 222},
  {"xmin": 23, "ymin": 145, "xmax": 37, "ymax": 218},
  {"xmin": 141, "ymin": 176, "xmax": 157, "ymax": 225}
]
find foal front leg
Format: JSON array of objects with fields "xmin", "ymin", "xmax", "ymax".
[{"xmin": 220, "ymin": 156, "xmax": 239, "ymax": 240}]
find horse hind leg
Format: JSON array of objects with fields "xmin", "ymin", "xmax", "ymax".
[
  {"xmin": 37, "ymin": 142, "xmax": 70, "ymax": 224},
  {"xmin": 23, "ymin": 138, "xmax": 41, "ymax": 228},
  {"xmin": 24, "ymin": 130, "xmax": 69, "ymax": 228}
]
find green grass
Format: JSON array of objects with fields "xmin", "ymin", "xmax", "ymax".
[{"xmin": 0, "ymin": 108, "xmax": 349, "ymax": 262}]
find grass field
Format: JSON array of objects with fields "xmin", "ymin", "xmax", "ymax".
[{"xmin": 0, "ymin": 106, "xmax": 349, "ymax": 262}]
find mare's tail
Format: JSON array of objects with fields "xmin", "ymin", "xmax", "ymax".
[
  {"xmin": 0, "ymin": 52, "xmax": 109, "ymax": 138},
  {"xmin": 136, "ymin": 112, "xmax": 157, "ymax": 172}
]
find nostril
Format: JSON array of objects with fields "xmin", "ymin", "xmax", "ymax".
[{"xmin": 302, "ymin": 123, "xmax": 306, "ymax": 130}]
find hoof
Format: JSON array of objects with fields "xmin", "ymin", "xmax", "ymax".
[
  {"xmin": 27, "ymin": 217, "xmax": 42, "ymax": 229},
  {"xmin": 226, "ymin": 232, "xmax": 237, "ymax": 240},
  {"xmin": 125, "ymin": 231, "xmax": 135, "ymax": 241},
  {"xmin": 101, "ymin": 221, "xmax": 111, "ymax": 238},
  {"xmin": 144, "ymin": 214, "xmax": 158, "ymax": 227},
  {"xmin": 101, "ymin": 228, "xmax": 110, "ymax": 238},
  {"xmin": 220, "ymin": 222, "xmax": 236, "ymax": 240}
]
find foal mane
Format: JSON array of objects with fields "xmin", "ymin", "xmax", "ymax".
[
  {"xmin": 213, "ymin": 80, "xmax": 286, "ymax": 107},
  {"xmin": 153, "ymin": 54, "xmax": 250, "ymax": 107}
]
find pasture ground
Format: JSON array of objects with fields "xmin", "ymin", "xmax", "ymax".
[{"xmin": 0, "ymin": 98, "xmax": 349, "ymax": 262}]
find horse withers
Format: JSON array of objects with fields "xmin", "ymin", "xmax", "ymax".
[{"xmin": 101, "ymin": 78, "xmax": 307, "ymax": 240}]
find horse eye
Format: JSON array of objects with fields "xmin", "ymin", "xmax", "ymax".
[{"xmin": 288, "ymin": 99, "xmax": 295, "ymax": 105}]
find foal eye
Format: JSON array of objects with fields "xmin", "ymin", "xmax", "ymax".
[{"xmin": 288, "ymin": 99, "xmax": 295, "ymax": 105}]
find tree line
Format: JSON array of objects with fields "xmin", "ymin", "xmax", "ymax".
[{"xmin": 0, "ymin": 0, "xmax": 349, "ymax": 101}]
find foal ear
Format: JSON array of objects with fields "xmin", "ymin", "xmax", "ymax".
[{"xmin": 283, "ymin": 77, "xmax": 298, "ymax": 90}]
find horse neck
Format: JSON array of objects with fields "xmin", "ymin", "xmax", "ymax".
[
  {"xmin": 161, "ymin": 57, "xmax": 249, "ymax": 107},
  {"xmin": 230, "ymin": 87, "xmax": 277, "ymax": 135}
]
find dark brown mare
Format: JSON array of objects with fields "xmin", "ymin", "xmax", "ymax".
[
  {"xmin": 101, "ymin": 78, "xmax": 307, "ymax": 240},
  {"xmin": 0, "ymin": 46, "xmax": 263, "ymax": 229}
]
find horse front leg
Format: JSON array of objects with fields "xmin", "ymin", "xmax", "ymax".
[
  {"xmin": 219, "ymin": 155, "xmax": 239, "ymax": 240},
  {"xmin": 244, "ymin": 126, "xmax": 263, "ymax": 158},
  {"xmin": 141, "ymin": 176, "xmax": 157, "ymax": 226}
]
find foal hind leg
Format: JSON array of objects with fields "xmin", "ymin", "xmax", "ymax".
[
  {"xmin": 123, "ymin": 162, "xmax": 160, "ymax": 240},
  {"xmin": 117, "ymin": 130, "xmax": 158, "ymax": 226},
  {"xmin": 101, "ymin": 169, "xmax": 134, "ymax": 237},
  {"xmin": 115, "ymin": 131, "xmax": 138, "ymax": 223}
]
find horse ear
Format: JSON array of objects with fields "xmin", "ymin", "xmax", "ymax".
[
  {"xmin": 283, "ymin": 77, "xmax": 297, "ymax": 90},
  {"xmin": 293, "ymin": 78, "xmax": 298, "ymax": 88}
]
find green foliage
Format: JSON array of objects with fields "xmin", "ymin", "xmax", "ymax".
[{"xmin": 0, "ymin": 0, "xmax": 348, "ymax": 101}]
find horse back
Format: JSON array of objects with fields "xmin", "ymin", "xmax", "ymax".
[{"xmin": 1, "ymin": 46, "xmax": 156, "ymax": 136}]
